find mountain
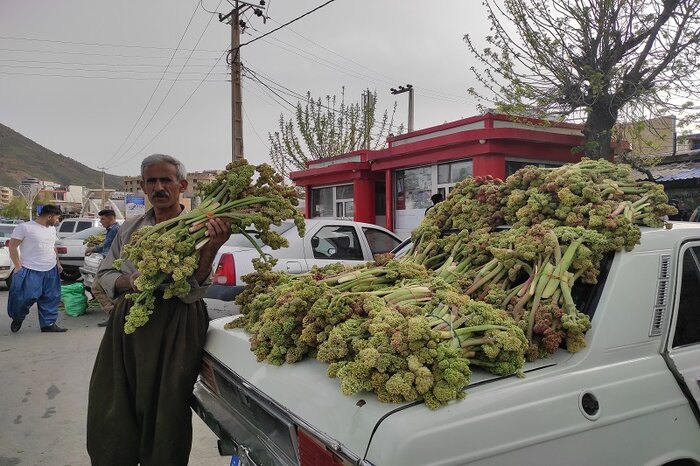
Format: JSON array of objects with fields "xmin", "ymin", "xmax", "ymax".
[{"xmin": 0, "ymin": 122, "xmax": 124, "ymax": 190}]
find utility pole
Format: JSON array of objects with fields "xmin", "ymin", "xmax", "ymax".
[
  {"xmin": 219, "ymin": 1, "xmax": 267, "ymax": 162},
  {"xmin": 390, "ymin": 84, "xmax": 414, "ymax": 132},
  {"xmin": 98, "ymin": 166, "xmax": 107, "ymax": 210},
  {"xmin": 220, "ymin": 4, "xmax": 245, "ymax": 162}
]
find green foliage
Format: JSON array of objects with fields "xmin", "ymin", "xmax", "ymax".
[
  {"xmin": 119, "ymin": 160, "xmax": 304, "ymax": 334},
  {"xmin": 0, "ymin": 197, "xmax": 29, "ymax": 219},
  {"xmin": 231, "ymin": 159, "xmax": 676, "ymax": 408}
]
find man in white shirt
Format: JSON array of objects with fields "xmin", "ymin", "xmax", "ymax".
[{"xmin": 8, "ymin": 204, "xmax": 67, "ymax": 333}]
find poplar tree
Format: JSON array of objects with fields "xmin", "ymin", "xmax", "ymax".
[{"xmin": 269, "ymin": 88, "xmax": 403, "ymax": 176}]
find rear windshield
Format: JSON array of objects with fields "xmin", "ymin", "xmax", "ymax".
[{"xmin": 224, "ymin": 221, "xmax": 296, "ymax": 248}]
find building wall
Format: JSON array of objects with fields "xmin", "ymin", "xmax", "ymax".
[
  {"xmin": 0, "ymin": 186, "xmax": 12, "ymax": 206},
  {"xmin": 291, "ymin": 113, "xmax": 584, "ymax": 236}
]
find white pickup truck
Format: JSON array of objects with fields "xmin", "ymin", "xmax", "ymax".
[{"xmin": 192, "ymin": 224, "xmax": 700, "ymax": 466}]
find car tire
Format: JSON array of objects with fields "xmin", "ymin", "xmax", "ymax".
[{"xmin": 60, "ymin": 269, "xmax": 82, "ymax": 282}]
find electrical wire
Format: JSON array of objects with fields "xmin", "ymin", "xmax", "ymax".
[
  {"xmin": 0, "ymin": 35, "xmax": 222, "ymax": 53},
  {"xmin": 101, "ymin": 1, "xmax": 203, "ymax": 167},
  {"xmin": 108, "ymin": 48, "xmax": 229, "ymax": 170},
  {"xmin": 237, "ymin": 0, "xmax": 337, "ymax": 49},
  {"xmin": 106, "ymin": 0, "xmax": 224, "ymax": 168}
]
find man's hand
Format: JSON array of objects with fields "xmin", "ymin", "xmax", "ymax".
[
  {"xmin": 57, "ymin": 263, "xmax": 63, "ymax": 274},
  {"xmin": 201, "ymin": 218, "xmax": 232, "ymax": 254},
  {"xmin": 193, "ymin": 218, "xmax": 232, "ymax": 284},
  {"xmin": 128, "ymin": 271, "xmax": 141, "ymax": 291},
  {"xmin": 85, "ymin": 246, "xmax": 94, "ymax": 257}
]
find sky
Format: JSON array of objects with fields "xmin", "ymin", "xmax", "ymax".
[{"xmin": 0, "ymin": 0, "xmax": 490, "ymax": 178}]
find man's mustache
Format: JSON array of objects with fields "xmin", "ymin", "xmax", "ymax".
[{"xmin": 152, "ymin": 191, "xmax": 169, "ymax": 198}]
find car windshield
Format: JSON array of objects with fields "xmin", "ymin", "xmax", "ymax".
[
  {"xmin": 63, "ymin": 226, "xmax": 105, "ymax": 240},
  {"xmin": 224, "ymin": 221, "xmax": 296, "ymax": 248}
]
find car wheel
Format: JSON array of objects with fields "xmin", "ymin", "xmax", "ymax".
[{"xmin": 60, "ymin": 269, "xmax": 82, "ymax": 282}]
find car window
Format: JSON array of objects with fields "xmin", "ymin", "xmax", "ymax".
[
  {"xmin": 59, "ymin": 221, "xmax": 75, "ymax": 233},
  {"xmin": 77, "ymin": 221, "xmax": 94, "ymax": 232},
  {"xmin": 223, "ymin": 221, "xmax": 296, "ymax": 248},
  {"xmin": 673, "ymin": 246, "xmax": 700, "ymax": 348},
  {"xmin": 362, "ymin": 227, "xmax": 400, "ymax": 255},
  {"xmin": 311, "ymin": 225, "xmax": 363, "ymax": 260}
]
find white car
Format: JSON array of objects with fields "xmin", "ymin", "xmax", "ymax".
[
  {"xmin": 0, "ymin": 223, "xmax": 17, "ymax": 287},
  {"xmin": 56, "ymin": 226, "xmax": 105, "ymax": 281},
  {"xmin": 205, "ymin": 218, "xmax": 402, "ymax": 301},
  {"xmin": 79, "ymin": 219, "xmax": 403, "ymax": 300}
]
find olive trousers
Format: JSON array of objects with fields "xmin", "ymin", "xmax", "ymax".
[{"xmin": 87, "ymin": 295, "xmax": 209, "ymax": 466}]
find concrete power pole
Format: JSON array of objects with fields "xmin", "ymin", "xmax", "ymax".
[
  {"xmin": 220, "ymin": 4, "xmax": 245, "ymax": 162},
  {"xmin": 98, "ymin": 166, "xmax": 107, "ymax": 210},
  {"xmin": 390, "ymin": 84, "xmax": 414, "ymax": 133}
]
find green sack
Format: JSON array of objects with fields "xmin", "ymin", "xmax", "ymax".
[{"xmin": 61, "ymin": 282, "xmax": 88, "ymax": 317}]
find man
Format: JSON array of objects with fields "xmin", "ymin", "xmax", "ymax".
[
  {"xmin": 85, "ymin": 209, "xmax": 120, "ymax": 327},
  {"xmin": 425, "ymin": 192, "xmax": 444, "ymax": 214},
  {"xmin": 85, "ymin": 209, "xmax": 120, "ymax": 257},
  {"xmin": 87, "ymin": 154, "xmax": 231, "ymax": 466},
  {"xmin": 7, "ymin": 204, "xmax": 67, "ymax": 333}
]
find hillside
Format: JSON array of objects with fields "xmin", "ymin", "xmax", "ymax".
[{"xmin": 0, "ymin": 122, "xmax": 123, "ymax": 190}]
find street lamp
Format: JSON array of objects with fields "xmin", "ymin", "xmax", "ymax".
[
  {"xmin": 10, "ymin": 187, "xmax": 41, "ymax": 221},
  {"xmin": 390, "ymin": 84, "xmax": 414, "ymax": 133}
]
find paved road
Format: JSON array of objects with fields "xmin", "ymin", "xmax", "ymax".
[{"xmin": 0, "ymin": 282, "xmax": 238, "ymax": 466}]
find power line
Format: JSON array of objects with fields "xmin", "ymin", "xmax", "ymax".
[
  {"xmin": 0, "ymin": 71, "xmax": 226, "ymax": 81},
  {"xmin": 0, "ymin": 47, "xmax": 221, "ymax": 60},
  {"xmin": 109, "ymin": 49, "xmax": 228, "ymax": 170},
  {"xmin": 0, "ymin": 58, "xmax": 224, "ymax": 68},
  {"xmin": 0, "ymin": 63, "xmax": 227, "ymax": 76},
  {"xmin": 106, "ymin": 0, "xmax": 224, "ymax": 168},
  {"xmin": 0, "ymin": 35, "xmax": 221, "ymax": 53},
  {"xmin": 242, "ymin": 63, "xmax": 404, "ymax": 133},
  {"xmin": 237, "ymin": 0, "xmax": 338, "ymax": 49},
  {"xmin": 101, "ymin": 1, "xmax": 203, "ymax": 167}
]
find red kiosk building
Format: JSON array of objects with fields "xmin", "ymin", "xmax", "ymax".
[{"xmin": 290, "ymin": 113, "xmax": 584, "ymax": 238}]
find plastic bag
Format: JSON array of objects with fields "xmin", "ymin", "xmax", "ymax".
[{"xmin": 61, "ymin": 282, "xmax": 88, "ymax": 317}]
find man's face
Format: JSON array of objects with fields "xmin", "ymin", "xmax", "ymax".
[
  {"xmin": 47, "ymin": 214, "xmax": 61, "ymax": 226},
  {"xmin": 140, "ymin": 161, "xmax": 187, "ymax": 210},
  {"xmin": 99, "ymin": 215, "xmax": 114, "ymax": 228}
]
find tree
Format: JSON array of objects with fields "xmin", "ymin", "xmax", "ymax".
[
  {"xmin": 269, "ymin": 88, "xmax": 403, "ymax": 177},
  {"xmin": 0, "ymin": 197, "xmax": 29, "ymax": 219},
  {"xmin": 464, "ymin": 0, "xmax": 700, "ymax": 159}
]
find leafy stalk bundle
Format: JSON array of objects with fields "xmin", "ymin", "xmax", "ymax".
[
  {"xmin": 83, "ymin": 233, "xmax": 106, "ymax": 247},
  {"xmin": 115, "ymin": 160, "xmax": 304, "ymax": 334},
  {"xmin": 228, "ymin": 158, "xmax": 675, "ymax": 408}
]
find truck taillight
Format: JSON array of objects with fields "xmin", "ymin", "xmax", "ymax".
[
  {"xmin": 56, "ymin": 246, "xmax": 68, "ymax": 254},
  {"xmin": 4, "ymin": 240, "xmax": 9, "ymax": 247},
  {"xmin": 297, "ymin": 428, "xmax": 347, "ymax": 466},
  {"xmin": 212, "ymin": 253, "xmax": 236, "ymax": 285}
]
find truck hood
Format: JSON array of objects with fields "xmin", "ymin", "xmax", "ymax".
[{"xmin": 204, "ymin": 317, "xmax": 564, "ymax": 459}]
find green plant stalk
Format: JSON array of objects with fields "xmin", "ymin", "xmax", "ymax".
[{"xmin": 465, "ymin": 263, "xmax": 505, "ymax": 295}]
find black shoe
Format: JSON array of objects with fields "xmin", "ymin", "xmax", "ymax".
[
  {"xmin": 10, "ymin": 320, "xmax": 22, "ymax": 333},
  {"xmin": 41, "ymin": 323, "xmax": 67, "ymax": 333},
  {"xmin": 97, "ymin": 319, "xmax": 109, "ymax": 327}
]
